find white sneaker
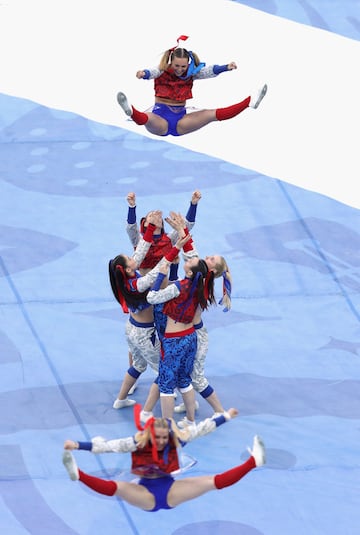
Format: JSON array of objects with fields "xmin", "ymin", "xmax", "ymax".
[
  {"xmin": 140, "ymin": 410, "xmax": 153, "ymax": 424},
  {"xmin": 177, "ymin": 417, "xmax": 196, "ymax": 429},
  {"xmin": 117, "ymin": 92, "xmax": 132, "ymax": 116},
  {"xmin": 250, "ymin": 84, "xmax": 268, "ymax": 109},
  {"xmin": 62, "ymin": 450, "xmax": 79, "ymax": 481},
  {"xmin": 113, "ymin": 398, "xmax": 136, "ymax": 409},
  {"xmin": 247, "ymin": 435, "xmax": 266, "ymax": 467},
  {"xmin": 174, "ymin": 400, "xmax": 199, "ymax": 414},
  {"xmin": 128, "ymin": 383, "xmax": 137, "ymax": 395}
]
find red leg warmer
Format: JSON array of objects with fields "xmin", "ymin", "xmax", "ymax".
[
  {"xmin": 214, "ymin": 456, "xmax": 256, "ymax": 489},
  {"xmin": 215, "ymin": 97, "xmax": 251, "ymax": 121},
  {"xmin": 131, "ymin": 106, "xmax": 149, "ymax": 125},
  {"xmin": 79, "ymin": 469, "xmax": 117, "ymax": 496}
]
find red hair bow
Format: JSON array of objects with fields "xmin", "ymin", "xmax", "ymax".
[
  {"xmin": 169, "ymin": 35, "xmax": 189, "ymax": 52},
  {"xmin": 134, "ymin": 404, "xmax": 160, "ymax": 463}
]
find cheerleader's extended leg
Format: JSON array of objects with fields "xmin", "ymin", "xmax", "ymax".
[
  {"xmin": 166, "ymin": 436, "xmax": 266, "ymax": 507},
  {"xmin": 117, "ymin": 92, "xmax": 169, "ymax": 135},
  {"xmin": 62, "ymin": 451, "xmax": 156, "ymax": 510}
]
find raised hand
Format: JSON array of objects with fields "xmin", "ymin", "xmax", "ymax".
[
  {"xmin": 147, "ymin": 210, "xmax": 163, "ymax": 228},
  {"xmin": 191, "ymin": 190, "xmax": 202, "ymax": 204},
  {"xmin": 126, "ymin": 192, "xmax": 136, "ymax": 206},
  {"xmin": 63, "ymin": 440, "xmax": 78, "ymax": 450},
  {"xmin": 165, "ymin": 212, "xmax": 186, "ymax": 232},
  {"xmin": 227, "ymin": 62, "xmax": 237, "ymax": 70}
]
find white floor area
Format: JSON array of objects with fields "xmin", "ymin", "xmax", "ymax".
[{"xmin": 0, "ymin": 0, "xmax": 359, "ymax": 208}]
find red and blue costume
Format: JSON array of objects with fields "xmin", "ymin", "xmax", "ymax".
[
  {"xmin": 147, "ymin": 273, "xmax": 200, "ymax": 394},
  {"xmin": 141, "ymin": 63, "xmax": 231, "ymax": 136},
  {"xmin": 73, "ymin": 411, "xmax": 232, "ymax": 512}
]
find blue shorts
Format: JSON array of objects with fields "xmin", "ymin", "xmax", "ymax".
[
  {"xmin": 139, "ymin": 476, "xmax": 174, "ymax": 512},
  {"xmin": 159, "ymin": 328, "xmax": 197, "ymax": 393},
  {"xmin": 153, "ymin": 303, "xmax": 167, "ymax": 342},
  {"xmin": 152, "ymin": 103, "xmax": 186, "ymax": 136}
]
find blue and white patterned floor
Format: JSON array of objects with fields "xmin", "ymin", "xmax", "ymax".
[{"xmin": 0, "ymin": 1, "xmax": 359, "ymax": 534}]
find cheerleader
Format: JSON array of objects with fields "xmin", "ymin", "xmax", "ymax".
[
  {"xmin": 117, "ymin": 35, "xmax": 267, "ymax": 137},
  {"xmin": 175, "ymin": 239, "xmax": 233, "ymax": 424},
  {"xmin": 109, "ymin": 224, "xmax": 190, "ymax": 409},
  {"xmin": 146, "ymin": 244, "xmax": 216, "ymax": 421},
  {"xmin": 125, "ymin": 190, "xmax": 202, "ymax": 272},
  {"xmin": 62, "ymin": 406, "xmax": 266, "ymax": 512},
  {"xmin": 124, "ymin": 191, "xmax": 202, "ymax": 394},
  {"xmin": 140, "ymin": 213, "xmax": 232, "ymax": 426}
]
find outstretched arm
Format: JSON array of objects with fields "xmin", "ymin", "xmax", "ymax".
[
  {"xmin": 63, "ymin": 435, "xmax": 139, "ymax": 454},
  {"xmin": 146, "ymin": 234, "xmax": 191, "ymax": 303},
  {"xmin": 194, "ymin": 62, "xmax": 237, "ymax": 80},
  {"xmin": 180, "ymin": 408, "xmax": 238, "ymax": 444},
  {"xmin": 132, "ymin": 210, "xmax": 163, "ymax": 268},
  {"xmin": 126, "ymin": 192, "xmax": 140, "ymax": 248},
  {"xmin": 168, "ymin": 192, "xmax": 202, "ymax": 244},
  {"xmin": 166, "ymin": 212, "xmax": 200, "ymax": 259},
  {"xmin": 136, "ymin": 234, "xmax": 190, "ymax": 293},
  {"xmin": 136, "ymin": 67, "xmax": 163, "ymax": 79}
]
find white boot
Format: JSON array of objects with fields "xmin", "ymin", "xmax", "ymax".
[
  {"xmin": 247, "ymin": 435, "xmax": 266, "ymax": 467},
  {"xmin": 140, "ymin": 410, "xmax": 153, "ymax": 424},
  {"xmin": 177, "ymin": 416, "xmax": 196, "ymax": 429},
  {"xmin": 113, "ymin": 398, "xmax": 136, "ymax": 409},
  {"xmin": 249, "ymin": 84, "xmax": 268, "ymax": 109},
  {"xmin": 174, "ymin": 400, "xmax": 199, "ymax": 414},
  {"xmin": 62, "ymin": 450, "xmax": 79, "ymax": 481},
  {"xmin": 128, "ymin": 382, "xmax": 137, "ymax": 395},
  {"xmin": 117, "ymin": 92, "xmax": 132, "ymax": 116}
]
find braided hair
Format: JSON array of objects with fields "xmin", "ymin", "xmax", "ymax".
[{"xmin": 159, "ymin": 47, "xmax": 201, "ymax": 72}]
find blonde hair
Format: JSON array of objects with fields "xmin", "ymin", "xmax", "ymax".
[
  {"xmin": 135, "ymin": 417, "xmax": 193, "ymax": 448},
  {"xmin": 159, "ymin": 48, "xmax": 201, "ymax": 72},
  {"xmin": 212, "ymin": 257, "xmax": 232, "ymax": 311}
]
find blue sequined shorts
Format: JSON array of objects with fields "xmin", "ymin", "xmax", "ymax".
[{"xmin": 159, "ymin": 328, "xmax": 197, "ymax": 393}]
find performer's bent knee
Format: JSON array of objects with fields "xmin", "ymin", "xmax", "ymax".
[
  {"xmin": 199, "ymin": 385, "xmax": 213, "ymax": 398},
  {"xmin": 128, "ymin": 366, "xmax": 142, "ymax": 379},
  {"xmin": 192, "ymin": 378, "xmax": 209, "ymax": 393}
]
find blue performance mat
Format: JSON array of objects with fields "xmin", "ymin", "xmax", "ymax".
[{"xmin": 0, "ymin": 1, "xmax": 359, "ymax": 534}]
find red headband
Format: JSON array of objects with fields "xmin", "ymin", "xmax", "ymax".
[
  {"xmin": 134, "ymin": 404, "xmax": 160, "ymax": 463},
  {"xmin": 169, "ymin": 35, "xmax": 189, "ymax": 52}
]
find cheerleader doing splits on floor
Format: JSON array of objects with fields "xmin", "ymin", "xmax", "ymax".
[
  {"xmin": 117, "ymin": 35, "xmax": 267, "ymax": 137},
  {"xmin": 62, "ymin": 406, "xmax": 266, "ymax": 512}
]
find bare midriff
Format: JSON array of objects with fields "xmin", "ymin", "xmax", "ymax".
[
  {"xmin": 155, "ymin": 97, "xmax": 186, "ymax": 106},
  {"xmin": 130, "ymin": 307, "xmax": 154, "ymax": 323},
  {"xmin": 165, "ymin": 317, "xmax": 193, "ymax": 333}
]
